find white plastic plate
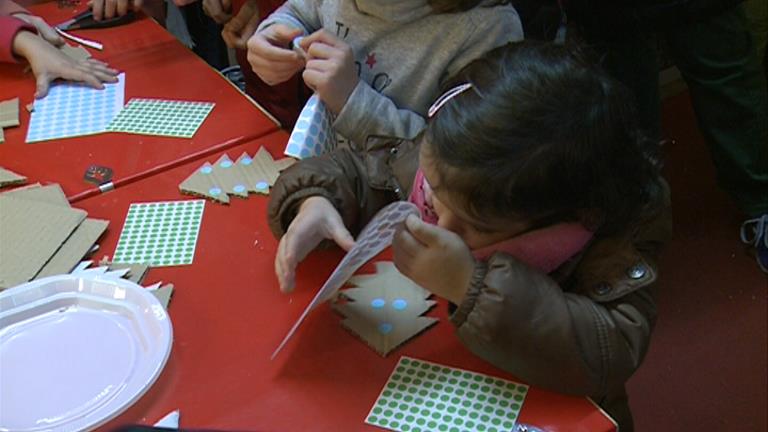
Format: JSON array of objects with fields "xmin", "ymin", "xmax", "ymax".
[{"xmin": 0, "ymin": 274, "xmax": 173, "ymax": 431}]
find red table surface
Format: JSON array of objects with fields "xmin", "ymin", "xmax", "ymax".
[
  {"xmin": 41, "ymin": 130, "xmax": 617, "ymax": 432},
  {"xmin": 0, "ymin": 2, "xmax": 279, "ymax": 197}
]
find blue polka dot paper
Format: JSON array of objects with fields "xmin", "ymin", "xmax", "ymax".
[
  {"xmin": 367, "ymin": 357, "xmax": 529, "ymax": 432},
  {"xmin": 284, "ymin": 94, "xmax": 337, "ymax": 159},
  {"xmin": 112, "ymin": 200, "xmax": 205, "ymax": 267},
  {"xmin": 25, "ymin": 73, "xmax": 125, "ymax": 143}
]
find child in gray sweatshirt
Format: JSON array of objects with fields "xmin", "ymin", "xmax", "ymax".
[{"xmin": 247, "ymin": 0, "xmax": 522, "ymax": 149}]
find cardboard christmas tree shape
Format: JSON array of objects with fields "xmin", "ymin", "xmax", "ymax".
[
  {"xmin": 334, "ymin": 261, "xmax": 438, "ymax": 356},
  {"xmin": 179, "ymin": 147, "xmax": 295, "ymax": 203}
]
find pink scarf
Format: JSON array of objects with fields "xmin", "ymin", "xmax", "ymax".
[{"xmin": 408, "ymin": 169, "xmax": 593, "ymax": 273}]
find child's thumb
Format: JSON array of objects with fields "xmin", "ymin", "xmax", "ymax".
[
  {"xmin": 405, "ymin": 214, "xmax": 440, "ymax": 246},
  {"xmin": 329, "ymin": 222, "xmax": 355, "ymax": 251},
  {"xmin": 35, "ymin": 75, "xmax": 51, "ymax": 99},
  {"xmin": 273, "ymin": 24, "xmax": 303, "ymax": 41}
]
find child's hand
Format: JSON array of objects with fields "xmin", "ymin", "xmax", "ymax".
[
  {"xmin": 393, "ymin": 215, "xmax": 475, "ymax": 305},
  {"xmin": 203, "ymin": 0, "xmax": 232, "ymax": 24},
  {"xmin": 247, "ymin": 24, "xmax": 304, "ymax": 85},
  {"xmin": 90, "ymin": 0, "xmax": 143, "ymax": 20},
  {"xmin": 299, "ymin": 29, "xmax": 358, "ymax": 115},
  {"xmin": 13, "ymin": 13, "xmax": 63, "ymax": 46},
  {"xmin": 13, "ymin": 32, "xmax": 119, "ymax": 98},
  {"xmin": 275, "ymin": 196, "xmax": 355, "ymax": 293},
  {"xmin": 221, "ymin": 0, "xmax": 259, "ymax": 49}
]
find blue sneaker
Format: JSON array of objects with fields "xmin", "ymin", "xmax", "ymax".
[{"xmin": 741, "ymin": 214, "xmax": 768, "ymax": 274}]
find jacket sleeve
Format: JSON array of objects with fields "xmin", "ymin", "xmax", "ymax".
[
  {"xmin": 333, "ymin": 80, "xmax": 427, "ymax": 146},
  {"xmin": 256, "ymin": 0, "xmax": 321, "ymax": 35},
  {"xmin": 450, "ymin": 186, "xmax": 672, "ymax": 397},
  {"xmin": 267, "ymin": 147, "xmax": 396, "ymax": 239},
  {"xmin": 0, "ymin": 16, "xmax": 35, "ymax": 64}
]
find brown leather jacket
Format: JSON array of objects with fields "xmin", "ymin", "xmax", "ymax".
[{"xmin": 268, "ymin": 137, "xmax": 672, "ymax": 431}]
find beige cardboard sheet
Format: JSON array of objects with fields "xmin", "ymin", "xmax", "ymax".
[
  {"xmin": 2, "ymin": 183, "xmax": 68, "ymax": 205},
  {"xmin": 0, "ymin": 195, "xmax": 87, "ymax": 289},
  {"xmin": 0, "ymin": 167, "xmax": 26, "ymax": 188},
  {"xmin": 0, "ymin": 98, "xmax": 19, "ymax": 128},
  {"xmin": 36, "ymin": 218, "xmax": 108, "ymax": 278}
]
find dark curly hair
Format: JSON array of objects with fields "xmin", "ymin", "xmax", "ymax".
[{"xmin": 425, "ymin": 41, "xmax": 661, "ymax": 235}]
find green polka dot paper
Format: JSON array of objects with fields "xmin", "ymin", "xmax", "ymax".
[
  {"xmin": 112, "ymin": 200, "xmax": 205, "ymax": 267},
  {"xmin": 106, "ymin": 98, "xmax": 215, "ymax": 138},
  {"xmin": 366, "ymin": 357, "xmax": 528, "ymax": 432}
]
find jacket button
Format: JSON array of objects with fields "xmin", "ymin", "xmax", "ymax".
[
  {"xmin": 594, "ymin": 283, "xmax": 612, "ymax": 296},
  {"xmin": 627, "ymin": 264, "xmax": 647, "ymax": 280}
]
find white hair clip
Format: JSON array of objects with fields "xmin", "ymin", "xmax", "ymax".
[{"xmin": 427, "ymin": 83, "xmax": 473, "ymax": 118}]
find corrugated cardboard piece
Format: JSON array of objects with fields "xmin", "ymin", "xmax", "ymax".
[
  {"xmin": 36, "ymin": 219, "xmax": 109, "ymax": 278},
  {"xmin": 0, "ymin": 98, "xmax": 20, "ymax": 128},
  {"xmin": 0, "ymin": 195, "xmax": 87, "ymax": 288},
  {"xmin": 179, "ymin": 147, "xmax": 295, "ymax": 203},
  {"xmin": 0, "ymin": 167, "xmax": 26, "ymax": 188},
  {"xmin": 333, "ymin": 261, "xmax": 438, "ymax": 356},
  {"xmin": 0, "ymin": 183, "xmax": 110, "ymax": 289}
]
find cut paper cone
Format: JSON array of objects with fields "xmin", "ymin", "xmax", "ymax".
[
  {"xmin": 179, "ymin": 147, "xmax": 295, "ymax": 203},
  {"xmin": 334, "ymin": 262, "xmax": 438, "ymax": 356},
  {"xmin": 0, "ymin": 167, "xmax": 26, "ymax": 188},
  {"xmin": 285, "ymin": 94, "xmax": 337, "ymax": 159}
]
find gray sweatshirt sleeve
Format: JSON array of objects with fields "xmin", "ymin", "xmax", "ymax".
[
  {"xmin": 333, "ymin": 81, "xmax": 427, "ymax": 145},
  {"xmin": 256, "ymin": 0, "xmax": 322, "ymax": 35},
  {"xmin": 332, "ymin": 6, "xmax": 523, "ymax": 148}
]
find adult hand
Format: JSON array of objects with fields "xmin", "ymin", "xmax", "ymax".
[
  {"xmin": 392, "ymin": 214, "xmax": 476, "ymax": 305},
  {"xmin": 91, "ymin": 0, "xmax": 143, "ymax": 21},
  {"xmin": 300, "ymin": 29, "xmax": 358, "ymax": 115},
  {"xmin": 275, "ymin": 196, "xmax": 355, "ymax": 293},
  {"xmin": 221, "ymin": 0, "xmax": 259, "ymax": 49},
  {"xmin": 246, "ymin": 23, "xmax": 304, "ymax": 85},
  {"xmin": 13, "ymin": 32, "xmax": 119, "ymax": 98},
  {"xmin": 203, "ymin": 0, "xmax": 232, "ymax": 24},
  {"xmin": 13, "ymin": 13, "xmax": 63, "ymax": 46}
]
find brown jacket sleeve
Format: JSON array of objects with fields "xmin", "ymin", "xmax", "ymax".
[{"xmin": 450, "ymin": 183, "xmax": 672, "ymax": 398}]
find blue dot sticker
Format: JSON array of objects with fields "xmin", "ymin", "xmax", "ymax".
[
  {"xmin": 200, "ymin": 166, "xmax": 213, "ymax": 174},
  {"xmin": 209, "ymin": 187, "xmax": 222, "ymax": 196},
  {"xmin": 371, "ymin": 298, "xmax": 386, "ymax": 309},
  {"xmin": 219, "ymin": 160, "xmax": 233, "ymax": 168},
  {"xmin": 233, "ymin": 184, "xmax": 246, "ymax": 194},
  {"xmin": 255, "ymin": 181, "xmax": 269, "ymax": 191},
  {"xmin": 240, "ymin": 157, "xmax": 253, "ymax": 165},
  {"xmin": 378, "ymin": 323, "xmax": 394, "ymax": 334},
  {"xmin": 392, "ymin": 299, "xmax": 408, "ymax": 311}
]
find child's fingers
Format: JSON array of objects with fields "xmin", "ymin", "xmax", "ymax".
[
  {"xmin": 300, "ymin": 29, "xmax": 342, "ymax": 50},
  {"xmin": 34, "ymin": 73, "xmax": 52, "ymax": 99},
  {"xmin": 275, "ymin": 238, "xmax": 296, "ymax": 293},
  {"xmin": 326, "ymin": 219, "xmax": 355, "ymax": 251},
  {"xmin": 305, "ymin": 41, "xmax": 341, "ymax": 61},
  {"xmin": 247, "ymin": 33, "xmax": 301, "ymax": 63},
  {"xmin": 405, "ymin": 214, "xmax": 442, "ymax": 246},
  {"xmin": 393, "ymin": 223, "xmax": 423, "ymax": 260}
]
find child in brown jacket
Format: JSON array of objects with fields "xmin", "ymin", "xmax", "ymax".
[{"xmin": 267, "ymin": 41, "xmax": 672, "ymax": 431}]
